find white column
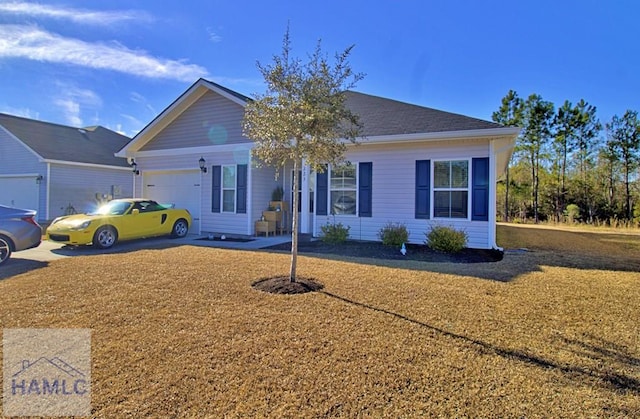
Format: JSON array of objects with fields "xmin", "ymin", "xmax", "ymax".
[
  {"xmin": 488, "ymin": 139, "xmax": 499, "ymax": 250},
  {"xmin": 300, "ymin": 161, "xmax": 310, "ymax": 233}
]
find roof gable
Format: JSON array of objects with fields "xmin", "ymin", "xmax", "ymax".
[
  {"xmin": 118, "ymin": 78, "xmax": 250, "ymax": 155},
  {"xmin": 0, "ymin": 113, "xmax": 131, "ymax": 167}
]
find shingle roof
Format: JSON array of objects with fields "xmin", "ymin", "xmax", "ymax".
[
  {"xmin": 0, "ymin": 113, "xmax": 131, "ymax": 167},
  {"xmin": 344, "ymin": 91, "xmax": 503, "ymax": 137}
]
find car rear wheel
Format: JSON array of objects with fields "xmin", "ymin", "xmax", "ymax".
[
  {"xmin": 0, "ymin": 235, "xmax": 12, "ymax": 265},
  {"xmin": 171, "ymin": 219, "xmax": 189, "ymax": 238},
  {"xmin": 93, "ymin": 226, "xmax": 118, "ymax": 249}
]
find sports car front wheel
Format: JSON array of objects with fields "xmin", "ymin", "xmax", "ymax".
[
  {"xmin": 93, "ymin": 226, "xmax": 118, "ymax": 249},
  {"xmin": 171, "ymin": 219, "xmax": 189, "ymax": 238}
]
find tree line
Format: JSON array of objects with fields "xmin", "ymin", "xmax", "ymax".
[{"xmin": 492, "ymin": 90, "xmax": 640, "ymax": 226}]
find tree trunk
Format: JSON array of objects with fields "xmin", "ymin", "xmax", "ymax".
[
  {"xmin": 289, "ymin": 159, "xmax": 300, "ymax": 282},
  {"xmin": 560, "ymin": 150, "xmax": 567, "ymax": 222},
  {"xmin": 531, "ymin": 150, "xmax": 539, "ymax": 223},
  {"xmin": 625, "ymin": 164, "xmax": 631, "ymax": 220}
]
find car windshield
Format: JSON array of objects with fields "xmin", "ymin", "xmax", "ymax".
[{"xmin": 90, "ymin": 201, "xmax": 131, "ymax": 216}]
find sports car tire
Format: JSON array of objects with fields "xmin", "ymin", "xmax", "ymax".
[
  {"xmin": 171, "ymin": 219, "xmax": 189, "ymax": 238},
  {"xmin": 93, "ymin": 226, "xmax": 118, "ymax": 249},
  {"xmin": 0, "ymin": 235, "xmax": 13, "ymax": 265}
]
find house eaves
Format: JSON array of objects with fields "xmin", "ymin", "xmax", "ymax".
[
  {"xmin": 357, "ymin": 127, "xmax": 521, "ymax": 145},
  {"xmin": 42, "ymin": 159, "xmax": 133, "ymax": 171}
]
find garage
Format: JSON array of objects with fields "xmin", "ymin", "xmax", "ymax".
[
  {"xmin": 143, "ymin": 170, "xmax": 201, "ymax": 234},
  {"xmin": 0, "ymin": 176, "xmax": 39, "ymax": 211}
]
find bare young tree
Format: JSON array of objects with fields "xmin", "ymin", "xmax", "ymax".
[{"xmin": 243, "ymin": 28, "xmax": 363, "ymax": 282}]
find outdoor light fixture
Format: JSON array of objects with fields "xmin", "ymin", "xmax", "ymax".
[
  {"xmin": 130, "ymin": 159, "xmax": 140, "ymax": 175},
  {"xmin": 199, "ymin": 157, "xmax": 207, "ymax": 173}
]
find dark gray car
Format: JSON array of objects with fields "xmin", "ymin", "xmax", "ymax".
[{"xmin": 0, "ymin": 205, "xmax": 42, "ymax": 265}]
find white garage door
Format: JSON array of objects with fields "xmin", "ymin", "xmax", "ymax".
[
  {"xmin": 0, "ymin": 176, "xmax": 39, "ymax": 211},
  {"xmin": 143, "ymin": 170, "xmax": 201, "ymax": 234}
]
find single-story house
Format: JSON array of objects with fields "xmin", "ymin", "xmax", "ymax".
[
  {"xmin": 0, "ymin": 113, "xmax": 133, "ymax": 222},
  {"xmin": 117, "ymin": 78, "xmax": 519, "ymax": 249}
]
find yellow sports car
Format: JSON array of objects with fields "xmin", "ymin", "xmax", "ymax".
[{"xmin": 46, "ymin": 199, "xmax": 192, "ymax": 249}]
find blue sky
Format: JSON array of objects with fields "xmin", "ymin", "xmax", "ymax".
[{"xmin": 0, "ymin": 0, "xmax": 638, "ymax": 137}]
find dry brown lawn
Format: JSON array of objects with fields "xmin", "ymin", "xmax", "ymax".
[{"xmin": 1, "ymin": 224, "xmax": 639, "ymax": 417}]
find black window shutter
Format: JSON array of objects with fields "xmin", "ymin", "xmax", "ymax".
[
  {"xmin": 316, "ymin": 167, "xmax": 328, "ymax": 215},
  {"xmin": 472, "ymin": 157, "xmax": 489, "ymax": 221},
  {"xmin": 236, "ymin": 164, "xmax": 247, "ymax": 214},
  {"xmin": 211, "ymin": 165, "xmax": 221, "ymax": 213},
  {"xmin": 415, "ymin": 160, "xmax": 430, "ymax": 219},
  {"xmin": 358, "ymin": 162, "xmax": 372, "ymax": 217}
]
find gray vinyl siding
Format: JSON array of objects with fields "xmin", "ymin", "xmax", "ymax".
[
  {"xmin": 0, "ymin": 128, "xmax": 47, "ymax": 218},
  {"xmin": 134, "ymin": 150, "xmax": 263, "ymax": 236},
  {"xmin": 0, "ymin": 128, "xmax": 42, "ymax": 174},
  {"xmin": 314, "ymin": 139, "xmax": 494, "ymax": 249},
  {"xmin": 48, "ymin": 164, "xmax": 133, "ymax": 220},
  {"xmin": 140, "ymin": 91, "xmax": 250, "ymax": 151}
]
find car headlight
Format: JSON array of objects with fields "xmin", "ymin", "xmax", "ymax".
[{"xmin": 69, "ymin": 220, "xmax": 92, "ymax": 230}]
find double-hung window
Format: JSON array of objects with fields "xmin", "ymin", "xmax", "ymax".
[
  {"xmin": 330, "ymin": 165, "xmax": 357, "ymax": 215},
  {"xmin": 433, "ymin": 160, "xmax": 469, "ymax": 218},
  {"xmin": 222, "ymin": 165, "xmax": 236, "ymax": 212}
]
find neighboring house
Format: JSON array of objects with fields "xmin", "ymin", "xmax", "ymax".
[
  {"xmin": 117, "ymin": 78, "xmax": 519, "ymax": 248},
  {"xmin": 0, "ymin": 113, "xmax": 133, "ymax": 222}
]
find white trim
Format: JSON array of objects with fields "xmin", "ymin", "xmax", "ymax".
[
  {"xmin": 46, "ymin": 163, "xmax": 51, "ymax": 220},
  {"xmin": 431, "ymin": 158, "xmax": 471, "ymax": 221},
  {"xmin": 0, "ymin": 173, "xmax": 41, "ymax": 178},
  {"xmin": 489, "ymin": 140, "xmax": 501, "ymax": 250},
  {"xmin": 199, "ymin": 79, "xmax": 249, "ymax": 107},
  {"xmin": 221, "ymin": 164, "xmax": 237, "ymax": 213},
  {"xmin": 329, "ymin": 163, "xmax": 359, "ymax": 217},
  {"xmin": 128, "ymin": 142, "xmax": 254, "ymax": 158},
  {"xmin": 246, "ymin": 161, "xmax": 253, "ymax": 235},
  {"xmin": 43, "ymin": 159, "xmax": 131, "ymax": 171},
  {"xmin": 354, "ymin": 127, "xmax": 521, "ymax": 145}
]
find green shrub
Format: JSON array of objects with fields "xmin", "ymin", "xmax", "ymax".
[
  {"xmin": 425, "ymin": 225, "xmax": 467, "ymax": 253},
  {"xmin": 378, "ymin": 222, "xmax": 409, "ymax": 246},
  {"xmin": 320, "ymin": 222, "xmax": 350, "ymax": 244},
  {"xmin": 565, "ymin": 204, "xmax": 581, "ymax": 223}
]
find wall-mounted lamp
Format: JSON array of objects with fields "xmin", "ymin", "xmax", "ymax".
[
  {"xmin": 199, "ymin": 157, "xmax": 207, "ymax": 173},
  {"xmin": 35, "ymin": 175, "xmax": 43, "ymax": 184},
  {"xmin": 130, "ymin": 159, "xmax": 140, "ymax": 175}
]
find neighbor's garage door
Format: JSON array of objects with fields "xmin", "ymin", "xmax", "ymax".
[
  {"xmin": 0, "ymin": 176, "xmax": 39, "ymax": 211},
  {"xmin": 143, "ymin": 170, "xmax": 201, "ymax": 234}
]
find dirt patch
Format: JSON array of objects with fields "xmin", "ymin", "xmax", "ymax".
[
  {"xmin": 265, "ymin": 240, "xmax": 503, "ymax": 263},
  {"xmin": 252, "ymin": 276, "xmax": 324, "ymax": 294}
]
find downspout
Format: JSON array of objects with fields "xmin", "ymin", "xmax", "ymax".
[
  {"xmin": 45, "ymin": 162, "xmax": 51, "ymax": 221},
  {"xmin": 489, "ymin": 139, "xmax": 502, "ymax": 251},
  {"xmin": 246, "ymin": 152, "xmax": 252, "ymax": 237}
]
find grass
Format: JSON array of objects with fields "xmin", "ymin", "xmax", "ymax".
[{"xmin": 1, "ymin": 224, "xmax": 639, "ymax": 417}]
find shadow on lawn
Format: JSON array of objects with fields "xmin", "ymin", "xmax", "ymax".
[
  {"xmin": 321, "ymin": 290, "xmax": 640, "ymax": 397},
  {"xmin": 282, "ymin": 247, "xmax": 640, "ymax": 283},
  {"xmin": 0, "ymin": 259, "xmax": 48, "ymax": 281}
]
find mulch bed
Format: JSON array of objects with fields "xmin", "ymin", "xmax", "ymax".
[
  {"xmin": 252, "ymin": 276, "xmax": 325, "ymax": 294},
  {"xmin": 265, "ymin": 240, "xmax": 504, "ymax": 263}
]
